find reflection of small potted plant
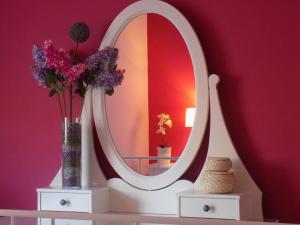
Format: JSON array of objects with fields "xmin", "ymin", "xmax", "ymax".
[{"xmin": 156, "ymin": 113, "xmax": 173, "ymax": 166}]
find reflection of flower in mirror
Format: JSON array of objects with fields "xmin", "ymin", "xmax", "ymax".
[{"xmin": 156, "ymin": 113, "xmax": 173, "ymax": 147}]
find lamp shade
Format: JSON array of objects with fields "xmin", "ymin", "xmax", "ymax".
[{"xmin": 185, "ymin": 107, "xmax": 195, "ymax": 127}]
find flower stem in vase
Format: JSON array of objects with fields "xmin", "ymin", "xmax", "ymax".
[
  {"xmin": 63, "ymin": 87, "xmax": 67, "ymax": 118},
  {"xmin": 69, "ymin": 84, "xmax": 73, "ymax": 123},
  {"xmin": 56, "ymin": 93, "xmax": 64, "ymax": 122},
  {"xmin": 62, "ymin": 117, "xmax": 81, "ymax": 188}
]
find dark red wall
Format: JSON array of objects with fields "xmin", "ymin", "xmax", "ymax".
[
  {"xmin": 147, "ymin": 13, "xmax": 194, "ymax": 157},
  {"xmin": 0, "ymin": 0, "xmax": 300, "ymax": 223}
]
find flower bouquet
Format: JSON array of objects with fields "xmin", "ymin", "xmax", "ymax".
[{"xmin": 31, "ymin": 22, "xmax": 125, "ymax": 188}]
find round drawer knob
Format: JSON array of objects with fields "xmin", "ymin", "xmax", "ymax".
[
  {"xmin": 60, "ymin": 199, "xmax": 68, "ymax": 206},
  {"xmin": 203, "ymin": 205, "xmax": 210, "ymax": 212}
]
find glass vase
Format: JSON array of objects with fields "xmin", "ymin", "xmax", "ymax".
[{"xmin": 62, "ymin": 118, "xmax": 81, "ymax": 188}]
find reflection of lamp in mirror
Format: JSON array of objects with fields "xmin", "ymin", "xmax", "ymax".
[{"xmin": 185, "ymin": 107, "xmax": 195, "ymax": 127}]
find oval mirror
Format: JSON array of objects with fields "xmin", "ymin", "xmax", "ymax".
[
  {"xmin": 106, "ymin": 13, "xmax": 195, "ymax": 176},
  {"xmin": 92, "ymin": 0, "xmax": 209, "ymax": 190}
]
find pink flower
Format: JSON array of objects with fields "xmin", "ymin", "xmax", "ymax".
[
  {"xmin": 43, "ymin": 40, "xmax": 72, "ymax": 75},
  {"xmin": 43, "ymin": 40, "xmax": 53, "ymax": 48},
  {"xmin": 65, "ymin": 63, "xmax": 86, "ymax": 84}
]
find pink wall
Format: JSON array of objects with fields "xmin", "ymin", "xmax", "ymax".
[
  {"xmin": 148, "ymin": 13, "xmax": 194, "ymax": 157},
  {"xmin": 0, "ymin": 0, "xmax": 300, "ymax": 223}
]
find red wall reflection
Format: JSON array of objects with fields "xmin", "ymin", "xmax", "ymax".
[{"xmin": 148, "ymin": 14, "xmax": 195, "ymax": 157}]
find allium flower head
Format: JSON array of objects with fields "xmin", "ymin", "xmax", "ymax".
[{"xmin": 69, "ymin": 22, "xmax": 90, "ymax": 43}]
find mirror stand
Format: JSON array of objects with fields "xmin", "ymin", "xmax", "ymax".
[
  {"xmin": 48, "ymin": 74, "xmax": 263, "ymax": 220},
  {"xmin": 44, "ymin": 0, "xmax": 263, "ymax": 221},
  {"xmin": 179, "ymin": 74, "xmax": 263, "ymax": 220}
]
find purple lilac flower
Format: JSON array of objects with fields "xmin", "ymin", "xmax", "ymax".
[
  {"xmin": 100, "ymin": 47, "xmax": 117, "ymax": 64},
  {"xmin": 32, "ymin": 65, "xmax": 45, "ymax": 86},
  {"xmin": 86, "ymin": 47, "xmax": 118, "ymax": 70},
  {"xmin": 108, "ymin": 48, "xmax": 118, "ymax": 70},
  {"xmin": 85, "ymin": 47, "xmax": 124, "ymax": 91},
  {"xmin": 113, "ymin": 70, "xmax": 124, "ymax": 86},
  {"xmin": 85, "ymin": 51, "xmax": 103, "ymax": 71},
  {"xmin": 32, "ymin": 45, "xmax": 46, "ymax": 68},
  {"xmin": 94, "ymin": 71, "xmax": 115, "ymax": 89}
]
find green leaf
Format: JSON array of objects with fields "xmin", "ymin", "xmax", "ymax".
[
  {"xmin": 83, "ymin": 72, "xmax": 94, "ymax": 84},
  {"xmin": 75, "ymin": 89, "xmax": 85, "ymax": 97},
  {"xmin": 75, "ymin": 78, "xmax": 86, "ymax": 98},
  {"xmin": 105, "ymin": 87, "xmax": 114, "ymax": 96},
  {"xmin": 56, "ymin": 74, "xmax": 65, "ymax": 82},
  {"xmin": 49, "ymin": 83, "xmax": 62, "ymax": 93},
  {"xmin": 44, "ymin": 70, "xmax": 57, "ymax": 87},
  {"xmin": 49, "ymin": 89, "xmax": 57, "ymax": 97}
]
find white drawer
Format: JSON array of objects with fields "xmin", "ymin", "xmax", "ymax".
[
  {"xmin": 40, "ymin": 192, "xmax": 91, "ymax": 212},
  {"xmin": 40, "ymin": 218, "xmax": 91, "ymax": 225},
  {"xmin": 179, "ymin": 197, "xmax": 239, "ymax": 219},
  {"xmin": 56, "ymin": 219, "xmax": 91, "ymax": 225}
]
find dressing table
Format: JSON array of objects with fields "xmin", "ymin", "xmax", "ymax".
[{"xmin": 37, "ymin": 0, "xmax": 263, "ymax": 224}]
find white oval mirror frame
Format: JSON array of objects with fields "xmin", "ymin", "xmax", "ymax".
[{"xmin": 92, "ymin": 0, "xmax": 209, "ymax": 190}]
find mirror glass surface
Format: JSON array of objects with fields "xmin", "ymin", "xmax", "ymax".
[{"xmin": 105, "ymin": 13, "xmax": 195, "ymax": 176}]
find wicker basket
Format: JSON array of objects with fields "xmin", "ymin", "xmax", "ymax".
[
  {"xmin": 201, "ymin": 171, "xmax": 235, "ymax": 194},
  {"xmin": 204, "ymin": 157, "xmax": 232, "ymax": 172}
]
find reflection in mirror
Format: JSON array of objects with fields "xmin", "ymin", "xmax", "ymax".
[{"xmin": 106, "ymin": 13, "xmax": 195, "ymax": 176}]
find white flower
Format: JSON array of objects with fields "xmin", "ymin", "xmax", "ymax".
[
  {"xmin": 156, "ymin": 113, "xmax": 172, "ymax": 135},
  {"xmin": 165, "ymin": 119, "xmax": 173, "ymax": 128}
]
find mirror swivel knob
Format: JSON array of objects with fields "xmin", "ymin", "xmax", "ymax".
[
  {"xmin": 203, "ymin": 205, "xmax": 210, "ymax": 212},
  {"xmin": 60, "ymin": 199, "xmax": 68, "ymax": 206}
]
